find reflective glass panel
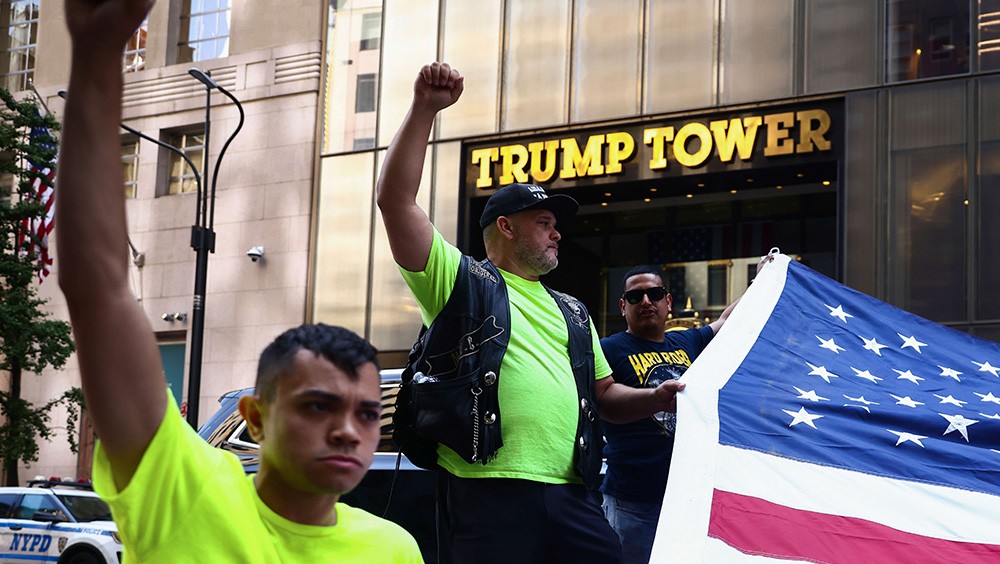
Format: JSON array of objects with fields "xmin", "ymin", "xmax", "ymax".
[
  {"xmin": 981, "ymin": 0, "xmax": 1000, "ymax": 70},
  {"xmin": 886, "ymin": 0, "xmax": 970, "ymax": 82},
  {"xmin": 805, "ymin": 0, "xmax": 879, "ymax": 93},
  {"xmin": 377, "ymin": 0, "xmax": 438, "ymax": 145},
  {"xmin": 572, "ymin": 0, "xmax": 641, "ymax": 122},
  {"xmin": 323, "ymin": 0, "xmax": 382, "ymax": 154},
  {"xmin": 978, "ymin": 77, "xmax": 1000, "ymax": 320},
  {"xmin": 440, "ymin": 0, "xmax": 502, "ymax": 138},
  {"xmin": 504, "ymin": 0, "xmax": 571, "ymax": 131},
  {"xmin": 888, "ymin": 82, "xmax": 967, "ymax": 321},
  {"xmin": 646, "ymin": 0, "xmax": 716, "ymax": 112},
  {"xmin": 721, "ymin": 0, "xmax": 794, "ymax": 104},
  {"xmin": 313, "ymin": 153, "xmax": 375, "ymax": 335}
]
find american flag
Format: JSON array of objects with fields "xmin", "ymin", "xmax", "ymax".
[
  {"xmin": 656, "ymin": 253, "xmax": 1000, "ymax": 562},
  {"xmin": 16, "ymin": 119, "xmax": 56, "ymax": 282}
]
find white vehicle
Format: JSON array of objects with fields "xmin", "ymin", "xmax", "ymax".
[{"xmin": 0, "ymin": 480, "xmax": 122, "ymax": 564}]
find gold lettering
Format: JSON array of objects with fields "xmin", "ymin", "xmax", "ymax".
[
  {"xmin": 796, "ymin": 109, "xmax": 832, "ymax": 153},
  {"xmin": 499, "ymin": 144, "xmax": 530, "ymax": 185},
  {"xmin": 644, "ymin": 127, "xmax": 674, "ymax": 170},
  {"xmin": 471, "ymin": 148, "xmax": 499, "ymax": 188},
  {"xmin": 605, "ymin": 132, "xmax": 635, "ymax": 174},
  {"xmin": 528, "ymin": 140, "xmax": 560, "ymax": 182},
  {"xmin": 673, "ymin": 122, "xmax": 713, "ymax": 168},
  {"xmin": 764, "ymin": 112, "xmax": 795, "ymax": 156},
  {"xmin": 560, "ymin": 135, "xmax": 606, "ymax": 179},
  {"xmin": 710, "ymin": 117, "xmax": 762, "ymax": 163}
]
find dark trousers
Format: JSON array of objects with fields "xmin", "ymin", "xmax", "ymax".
[{"xmin": 441, "ymin": 475, "xmax": 622, "ymax": 564}]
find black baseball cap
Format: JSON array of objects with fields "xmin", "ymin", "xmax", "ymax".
[{"xmin": 479, "ymin": 183, "xmax": 579, "ymax": 230}]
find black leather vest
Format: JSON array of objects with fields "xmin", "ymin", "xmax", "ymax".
[{"xmin": 393, "ymin": 255, "xmax": 604, "ymax": 489}]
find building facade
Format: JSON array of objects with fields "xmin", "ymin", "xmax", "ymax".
[{"xmin": 9, "ymin": 0, "xmax": 1000, "ymax": 481}]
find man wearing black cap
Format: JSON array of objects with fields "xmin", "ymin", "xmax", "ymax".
[{"xmin": 376, "ymin": 62, "xmax": 684, "ymax": 564}]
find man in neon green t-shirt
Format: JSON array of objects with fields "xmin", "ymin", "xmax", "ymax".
[
  {"xmin": 56, "ymin": 1, "xmax": 421, "ymax": 562},
  {"xmin": 376, "ymin": 62, "xmax": 688, "ymax": 564}
]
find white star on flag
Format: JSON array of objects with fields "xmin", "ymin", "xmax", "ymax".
[
  {"xmin": 893, "ymin": 369, "xmax": 924, "ymax": 385},
  {"xmin": 792, "ymin": 387, "xmax": 828, "ymax": 402},
  {"xmin": 887, "ymin": 430, "xmax": 927, "ymax": 447},
  {"xmin": 939, "ymin": 413, "xmax": 978, "ymax": 442},
  {"xmin": 805, "ymin": 362, "xmax": 839, "ymax": 383},
  {"xmin": 974, "ymin": 392, "xmax": 1000, "ymax": 405},
  {"xmin": 817, "ymin": 336, "xmax": 845, "ymax": 354},
  {"xmin": 934, "ymin": 394, "xmax": 968, "ymax": 408},
  {"xmin": 850, "ymin": 367, "xmax": 883, "ymax": 383},
  {"xmin": 898, "ymin": 333, "xmax": 928, "ymax": 353},
  {"xmin": 825, "ymin": 304, "xmax": 853, "ymax": 323},
  {"xmin": 972, "ymin": 360, "xmax": 999, "ymax": 377},
  {"xmin": 782, "ymin": 406, "xmax": 823, "ymax": 429},
  {"xmin": 844, "ymin": 394, "xmax": 878, "ymax": 406},
  {"xmin": 937, "ymin": 365, "xmax": 962, "ymax": 381},
  {"xmin": 889, "ymin": 394, "xmax": 924, "ymax": 408},
  {"xmin": 859, "ymin": 335, "xmax": 889, "ymax": 356}
]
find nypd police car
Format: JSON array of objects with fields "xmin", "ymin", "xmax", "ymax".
[{"xmin": 0, "ymin": 480, "xmax": 122, "ymax": 564}]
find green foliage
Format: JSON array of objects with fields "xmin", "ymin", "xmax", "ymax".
[{"xmin": 0, "ymin": 88, "xmax": 81, "ymax": 486}]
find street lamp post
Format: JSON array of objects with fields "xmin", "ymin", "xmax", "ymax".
[
  {"xmin": 63, "ymin": 70, "xmax": 246, "ymax": 428},
  {"xmin": 185, "ymin": 69, "xmax": 245, "ymax": 428}
]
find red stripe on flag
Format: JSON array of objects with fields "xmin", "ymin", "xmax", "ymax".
[{"xmin": 709, "ymin": 489, "xmax": 1000, "ymax": 562}]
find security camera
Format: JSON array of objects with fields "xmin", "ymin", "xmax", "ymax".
[{"xmin": 246, "ymin": 246, "xmax": 265, "ymax": 262}]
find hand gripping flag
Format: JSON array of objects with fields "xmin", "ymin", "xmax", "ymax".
[
  {"xmin": 16, "ymin": 119, "xmax": 56, "ymax": 282},
  {"xmin": 656, "ymin": 253, "xmax": 1000, "ymax": 563}
]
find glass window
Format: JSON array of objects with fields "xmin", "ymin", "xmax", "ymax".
[
  {"xmin": 978, "ymin": 77, "xmax": 1000, "ymax": 320},
  {"xmin": 572, "ymin": 0, "xmax": 641, "ymax": 122},
  {"xmin": 178, "ymin": 0, "xmax": 231, "ymax": 63},
  {"xmin": 887, "ymin": 0, "xmax": 970, "ymax": 82},
  {"xmin": 15, "ymin": 494, "xmax": 64, "ymax": 520},
  {"xmin": 843, "ymin": 91, "xmax": 880, "ymax": 295},
  {"xmin": 376, "ymin": 0, "xmax": 438, "ymax": 146},
  {"xmin": 322, "ymin": 3, "xmax": 381, "ymax": 154},
  {"xmin": 721, "ymin": 0, "xmax": 794, "ymax": 105},
  {"xmin": 355, "ymin": 73, "xmax": 376, "ymax": 113},
  {"xmin": 123, "ymin": 16, "xmax": 148, "ymax": 72},
  {"xmin": 0, "ymin": 493, "xmax": 16, "ymax": 518},
  {"xmin": 163, "ymin": 129, "xmax": 205, "ymax": 196},
  {"xmin": 804, "ymin": 0, "xmax": 879, "ymax": 93},
  {"xmin": 981, "ymin": 0, "xmax": 1000, "ymax": 70},
  {"xmin": 313, "ymin": 153, "xmax": 375, "ymax": 335},
  {"xmin": 122, "ymin": 137, "xmax": 139, "ymax": 199},
  {"xmin": 360, "ymin": 12, "xmax": 380, "ymax": 51},
  {"xmin": 2, "ymin": 0, "xmax": 38, "ymax": 92},
  {"xmin": 352, "ymin": 137, "xmax": 375, "ymax": 151},
  {"xmin": 645, "ymin": 0, "xmax": 716, "ymax": 113},
  {"xmin": 440, "ymin": 0, "xmax": 502, "ymax": 138},
  {"xmin": 504, "ymin": 0, "xmax": 571, "ymax": 131},
  {"xmin": 888, "ymin": 82, "xmax": 967, "ymax": 321}
]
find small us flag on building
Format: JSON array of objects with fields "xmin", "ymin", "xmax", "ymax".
[
  {"xmin": 657, "ymin": 253, "xmax": 1000, "ymax": 562},
  {"xmin": 16, "ymin": 117, "xmax": 57, "ymax": 282}
]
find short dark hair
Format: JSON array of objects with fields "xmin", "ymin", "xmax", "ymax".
[
  {"xmin": 255, "ymin": 324, "xmax": 379, "ymax": 401},
  {"xmin": 621, "ymin": 265, "xmax": 665, "ymax": 294}
]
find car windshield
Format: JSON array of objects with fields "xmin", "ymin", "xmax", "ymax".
[{"xmin": 56, "ymin": 494, "xmax": 113, "ymax": 522}]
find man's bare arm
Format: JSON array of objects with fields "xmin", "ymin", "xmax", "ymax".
[
  {"xmin": 58, "ymin": 0, "xmax": 164, "ymax": 489},
  {"xmin": 595, "ymin": 376, "xmax": 685, "ymax": 424},
  {"xmin": 376, "ymin": 62, "xmax": 463, "ymax": 272}
]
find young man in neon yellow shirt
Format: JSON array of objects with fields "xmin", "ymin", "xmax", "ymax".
[
  {"xmin": 376, "ymin": 62, "xmax": 687, "ymax": 564},
  {"xmin": 57, "ymin": 1, "xmax": 421, "ymax": 561}
]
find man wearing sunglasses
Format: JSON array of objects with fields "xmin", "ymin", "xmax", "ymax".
[
  {"xmin": 376, "ymin": 62, "xmax": 696, "ymax": 564},
  {"xmin": 597, "ymin": 265, "xmax": 757, "ymax": 563}
]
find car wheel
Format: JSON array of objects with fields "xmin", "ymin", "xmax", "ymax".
[{"xmin": 58, "ymin": 548, "xmax": 105, "ymax": 564}]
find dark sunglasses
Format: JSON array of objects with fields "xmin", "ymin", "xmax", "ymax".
[{"xmin": 623, "ymin": 287, "xmax": 667, "ymax": 305}]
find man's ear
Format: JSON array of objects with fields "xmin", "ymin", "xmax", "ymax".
[
  {"xmin": 665, "ymin": 293, "xmax": 673, "ymax": 313},
  {"xmin": 238, "ymin": 395, "xmax": 265, "ymax": 443},
  {"xmin": 496, "ymin": 216, "xmax": 515, "ymax": 239}
]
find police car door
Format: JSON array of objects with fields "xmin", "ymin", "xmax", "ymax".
[{"xmin": 1, "ymin": 493, "xmax": 60, "ymax": 563}]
